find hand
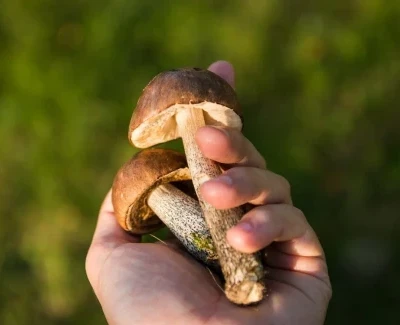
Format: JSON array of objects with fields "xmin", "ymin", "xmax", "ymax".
[{"xmin": 86, "ymin": 61, "xmax": 332, "ymax": 325}]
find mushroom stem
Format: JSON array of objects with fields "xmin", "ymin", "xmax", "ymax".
[
  {"xmin": 176, "ymin": 107, "xmax": 265, "ymax": 305},
  {"xmin": 147, "ymin": 183, "xmax": 218, "ymax": 268}
]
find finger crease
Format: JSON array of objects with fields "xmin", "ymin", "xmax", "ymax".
[
  {"xmin": 237, "ymin": 155, "xmax": 249, "ymax": 165},
  {"xmin": 265, "ymin": 268, "xmax": 317, "ymax": 304}
]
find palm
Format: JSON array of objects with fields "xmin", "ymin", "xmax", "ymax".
[{"xmin": 96, "ymin": 241, "xmax": 330, "ymax": 325}]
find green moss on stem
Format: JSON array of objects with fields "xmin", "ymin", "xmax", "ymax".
[{"xmin": 190, "ymin": 232, "xmax": 218, "ymax": 261}]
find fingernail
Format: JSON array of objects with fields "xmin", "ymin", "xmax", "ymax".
[
  {"xmin": 212, "ymin": 175, "xmax": 233, "ymax": 186},
  {"xmin": 235, "ymin": 221, "xmax": 253, "ymax": 233},
  {"xmin": 210, "ymin": 125, "xmax": 230, "ymax": 137}
]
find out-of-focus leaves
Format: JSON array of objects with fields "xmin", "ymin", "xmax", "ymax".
[{"xmin": 0, "ymin": 0, "xmax": 399, "ymax": 324}]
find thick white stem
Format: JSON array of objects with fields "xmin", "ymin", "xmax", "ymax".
[
  {"xmin": 176, "ymin": 107, "xmax": 265, "ymax": 305},
  {"xmin": 147, "ymin": 183, "xmax": 218, "ymax": 267}
]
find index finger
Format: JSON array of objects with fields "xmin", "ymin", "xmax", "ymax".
[
  {"xmin": 196, "ymin": 126, "xmax": 267, "ymax": 169},
  {"xmin": 208, "ymin": 60, "xmax": 235, "ymax": 88},
  {"xmin": 205, "ymin": 61, "xmax": 266, "ymax": 169}
]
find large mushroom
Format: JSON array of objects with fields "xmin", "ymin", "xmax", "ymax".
[
  {"xmin": 112, "ymin": 148, "xmax": 218, "ymax": 267},
  {"xmin": 128, "ymin": 68, "xmax": 265, "ymax": 305}
]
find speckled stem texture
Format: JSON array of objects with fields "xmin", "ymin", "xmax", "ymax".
[
  {"xmin": 147, "ymin": 183, "xmax": 218, "ymax": 268},
  {"xmin": 176, "ymin": 107, "xmax": 265, "ymax": 305}
]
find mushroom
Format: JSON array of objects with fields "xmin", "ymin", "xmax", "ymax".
[
  {"xmin": 128, "ymin": 68, "xmax": 265, "ymax": 305},
  {"xmin": 112, "ymin": 148, "xmax": 218, "ymax": 268}
]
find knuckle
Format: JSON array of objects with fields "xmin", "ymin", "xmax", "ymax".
[
  {"xmin": 225, "ymin": 166, "xmax": 248, "ymax": 181},
  {"xmin": 224, "ymin": 128, "xmax": 242, "ymax": 149},
  {"xmin": 279, "ymin": 175, "xmax": 291, "ymax": 194},
  {"xmin": 231, "ymin": 130, "xmax": 254, "ymax": 163},
  {"xmin": 259, "ymin": 156, "xmax": 267, "ymax": 169},
  {"xmin": 257, "ymin": 205, "xmax": 275, "ymax": 221},
  {"xmin": 293, "ymin": 206, "xmax": 307, "ymax": 221},
  {"xmin": 325, "ymin": 282, "xmax": 333, "ymax": 302}
]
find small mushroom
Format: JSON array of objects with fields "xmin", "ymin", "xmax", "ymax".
[
  {"xmin": 112, "ymin": 148, "xmax": 218, "ymax": 267},
  {"xmin": 128, "ymin": 68, "xmax": 265, "ymax": 305}
]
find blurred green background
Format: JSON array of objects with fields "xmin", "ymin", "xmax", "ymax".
[{"xmin": 1, "ymin": 1, "xmax": 399, "ymax": 324}]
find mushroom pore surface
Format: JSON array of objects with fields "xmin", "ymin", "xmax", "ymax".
[
  {"xmin": 112, "ymin": 148, "xmax": 220, "ymax": 267},
  {"xmin": 112, "ymin": 149, "xmax": 191, "ymax": 234}
]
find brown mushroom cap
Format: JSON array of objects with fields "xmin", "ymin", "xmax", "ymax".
[
  {"xmin": 112, "ymin": 148, "xmax": 191, "ymax": 234},
  {"xmin": 129, "ymin": 68, "xmax": 243, "ymax": 148}
]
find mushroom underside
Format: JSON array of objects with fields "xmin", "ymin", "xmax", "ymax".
[
  {"xmin": 130, "ymin": 102, "xmax": 242, "ymax": 148},
  {"xmin": 125, "ymin": 167, "xmax": 192, "ymax": 233}
]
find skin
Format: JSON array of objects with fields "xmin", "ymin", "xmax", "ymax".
[{"xmin": 86, "ymin": 61, "xmax": 332, "ymax": 325}]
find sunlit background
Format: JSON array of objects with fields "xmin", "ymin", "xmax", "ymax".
[{"xmin": 1, "ymin": 1, "xmax": 399, "ymax": 324}]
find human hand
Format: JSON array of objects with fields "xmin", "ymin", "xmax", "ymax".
[{"xmin": 86, "ymin": 61, "xmax": 332, "ymax": 325}]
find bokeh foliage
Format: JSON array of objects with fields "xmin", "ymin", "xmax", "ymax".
[{"xmin": 1, "ymin": 1, "xmax": 399, "ymax": 324}]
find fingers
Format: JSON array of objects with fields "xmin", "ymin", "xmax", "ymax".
[
  {"xmin": 263, "ymin": 246, "xmax": 329, "ymax": 284},
  {"xmin": 208, "ymin": 60, "xmax": 235, "ymax": 88},
  {"xmin": 226, "ymin": 204, "xmax": 324, "ymax": 257},
  {"xmin": 200, "ymin": 167, "xmax": 291, "ymax": 209},
  {"xmin": 197, "ymin": 126, "xmax": 272, "ymax": 209},
  {"xmin": 205, "ymin": 61, "xmax": 265, "ymax": 168},
  {"xmin": 271, "ymin": 227, "xmax": 324, "ymax": 257},
  {"xmin": 265, "ymin": 267, "xmax": 332, "ymax": 305},
  {"xmin": 204, "ymin": 61, "xmax": 322, "ymax": 263},
  {"xmin": 196, "ymin": 126, "xmax": 266, "ymax": 169}
]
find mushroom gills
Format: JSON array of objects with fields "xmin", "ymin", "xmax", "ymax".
[{"xmin": 147, "ymin": 183, "xmax": 219, "ymax": 268}]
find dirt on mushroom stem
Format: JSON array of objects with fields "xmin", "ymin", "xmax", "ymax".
[{"xmin": 190, "ymin": 232, "xmax": 218, "ymax": 261}]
